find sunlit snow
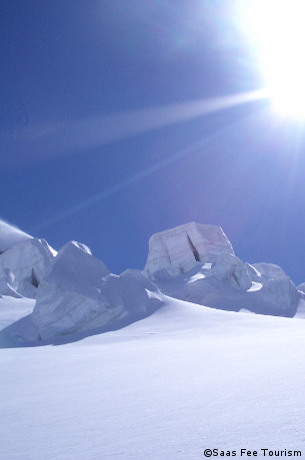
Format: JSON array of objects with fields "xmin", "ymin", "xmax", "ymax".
[{"xmin": 1, "ymin": 220, "xmax": 305, "ymax": 459}]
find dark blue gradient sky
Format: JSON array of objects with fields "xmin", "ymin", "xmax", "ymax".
[{"xmin": 2, "ymin": 0, "xmax": 305, "ymax": 283}]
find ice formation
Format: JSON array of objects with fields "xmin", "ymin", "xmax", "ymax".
[
  {"xmin": 31, "ymin": 241, "xmax": 161, "ymax": 340},
  {"xmin": 0, "ymin": 269, "xmax": 21, "ymax": 298},
  {"xmin": 251, "ymin": 263, "xmax": 287, "ymax": 280},
  {"xmin": 144, "ymin": 222, "xmax": 233, "ymax": 279},
  {"xmin": 297, "ymin": 282, "xmax": 305, "ymax": 294},
  {"xmin": 0, "ymin": 238, "xmax": 56, "ymax": 298},
  {"xmin": 144, "ymin": 226, "xmax": 300, "ymax": 317},
  {"xmin": 0, "ymin": 220, "xmax": 303, "ymax": 341},
  {"xmin": 212, "ymin": 252, "xmax": 252, "ymax": 290}
]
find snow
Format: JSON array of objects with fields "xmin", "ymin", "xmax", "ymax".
[
  {"xmin": 1, "ymin": 220, "xmax": 305, "ymax": 459},
  {"xmin": 0, "ymin": 268, "xmax": 21, "ymax": 297},
  {"xmin": 30, "ymin": 241, "xmax": 162, "ymax": 340},
  {"xmin": 0, "ymin": 221, "xmax": 301, "ymax": 341},
  {"xmin": 0, "ymin": 219, "xmax": 32, "ymax": 252},
  {"xmin": 144, "ymin": 222, "xmax": 233, "ymax": 279},
  {"xmin": 295, "ymin": 296, "xmax": 305, "ymax": 316},
  {"xmin": 212, "ymin": 251, "xmax": 252, "ymax": 290},
  {"xmin": 0, "ymin": 296, "xmax": 34, "ymax": 334},
  {"xmin": 1, "ymin": 295, "xmax": 305, "ymax": 459},
  {"xmin": 0, "ymin": 238, "xmax": 56, "ymax": 298},
  {"xmin": 152, "ymin": 257, "xmax": 300, "ymax": 317},
  {"xmin": 251, "ymin": 262, "xmax": 288, "ymax": 280},
  {"xmin": 0, "ymin": 221, "xmax": 300, "ymax": 341},
  {"xmin": 297, "ymin": 281, "xmax": 305, "ymax": 293}
]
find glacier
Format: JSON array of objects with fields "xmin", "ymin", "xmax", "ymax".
[
  {"xmin": 144, "ymin": 222, "xmax": 234, "ymax": 278},
  {"xmin": 143, "ymin": 223, "xmax": 300, "ymax": 317},
  {"xmin": 31, "ymin": 241, "xmax": 161, "ymax": 340},
  {"xmin": 0, "ymin": 237, "xmax": 56, "ymax": 298},
  {"xmin": 0, "ymin": 220, "xmax": 303, "ymax": 341},
  {"xmin": 1, "ymin": 219, "xmax": 305, "ymax": 460},
  {"xmin": 2, "ymin": 293, "xmax": 305, "ymax": 460}
]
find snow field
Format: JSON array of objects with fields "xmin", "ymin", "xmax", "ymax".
[{"xmin": 1, "ymin": 296, "xmax": 304, "ymax": 460}]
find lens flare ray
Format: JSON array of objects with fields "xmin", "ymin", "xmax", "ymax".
[
  {"xmin": 3, "ymin": 89, "xmax": 268, "ymax": 167},
  {"xmin": 30, "ymin": 108, "xmax": 261, "ymax": 233}
]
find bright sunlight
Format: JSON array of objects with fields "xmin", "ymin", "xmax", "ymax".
[{"xmin": 247, "ymin": 0, "xmax": 305, "ymax": 118}]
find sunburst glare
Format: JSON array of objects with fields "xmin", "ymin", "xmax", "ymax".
[{"xmin": 245, "ymin": 0, "xmax": 305, "ymax": 118}]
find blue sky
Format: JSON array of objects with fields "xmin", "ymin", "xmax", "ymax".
[{"xmin": 1, "ymin": 0, "xmax": 305, "ymax": 283}]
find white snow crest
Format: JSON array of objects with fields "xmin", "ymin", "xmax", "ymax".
[{"xmin": 0, "ymin": 218, "xmax": 32, "ymax": 252}]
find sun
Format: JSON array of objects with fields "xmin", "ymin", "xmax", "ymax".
[{"xmin": 246, "ymin": 0, "xmax": 305, "ymax": 118}]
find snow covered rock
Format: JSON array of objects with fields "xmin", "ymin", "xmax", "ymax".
[
  {"xmin": 0, "ymin": 219, "xmax": 32, "ymax": 253},
  {"xmin": 0, "ymin": 238, "xmax": 56, "ymax": 298},
  {"xmin": 144, "ymin": 222, "xmax": 233, "ymax": 279},
  {"xmin": 31, "ymin": 241, "xmax": 161, "ymax": 340}
]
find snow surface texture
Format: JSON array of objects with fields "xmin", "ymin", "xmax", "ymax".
[
  {"xmin": 0, "ymin": 238, "xmax": 56, "ymax": 298},
  {"xmin": 144, "ymin": 222, "xmax": 234, "ymax": 278},
  {"xmin": 30, "ymin": 241, "xmax": 162, "ymax": 340},
  {"xmin": 1, "ymin": 295, "xmax": 305, "ymax": 460}
]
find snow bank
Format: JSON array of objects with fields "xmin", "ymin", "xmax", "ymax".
[
  {"xmin": 31, "ymin": 241, "xmax": 162, "ymax": 340},
  {"xmin": 0, "ymin": 219, "xmax": 32, "ymax": 252},
  {"xmin": 144, "ymin": 222, "xmax": 233, "ymax": 279},
  {"xmin": 0, "ymin": 238, "xmax": 56, "ymax": 298}
]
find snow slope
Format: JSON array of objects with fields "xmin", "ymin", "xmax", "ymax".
[
  {"xmin": 1, "ymin": 295, "xmax": 305, "ymax": 460},
  {"xmin": 1, "ymin": 220, "xmax": 305, "ymax": 459}
]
